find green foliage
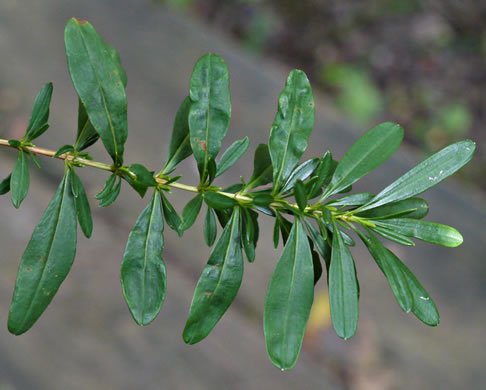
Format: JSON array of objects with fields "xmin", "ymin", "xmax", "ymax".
[{"xmin": 0, "ymin": 18, "xmax": 477, "ymax": 371}]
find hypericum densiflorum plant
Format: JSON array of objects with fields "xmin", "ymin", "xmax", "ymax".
[{"xmin": 0, "ymin": 18, "xmax": 475, "ymax": 370}]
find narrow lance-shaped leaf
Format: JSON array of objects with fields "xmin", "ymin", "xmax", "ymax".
[
  {"xmin": 180, "ymin": 193, "xmax": 203, "ymax": 232},
  {"xmin": 245, "ymin": 144, "xmax": 273, "ymax": 190},
  {"xmin": 25, "ymin": 82, "xmax": 53, "ymax": 141},
  {"xmin": 362, "ymin": 231, "xmax": 439, "ymax": 325},
  {"xmin": 357, "ymin": 197, "xmax": 429, "ymax": 220},
  {"xmin": 188, "ymin": 53, "xmax": 231, "ymax": 180},
  {"xmin": 70, "ymin": 168, "xmax": 93, "ymax": 238},
  {"xmin": 322, "ymin": 122, "xmax": 404, "ymax": 199},
  {"xmin": 279, "ymin": 158, "xmax": 319, "ymax": 194},
  {"xmin": 204, "ymin": 191, "xmax": 238, "ymax": 210},
  {"xmin": 0, "ymin": 174, "xmax": 11, "ymax": 195},
  {"xmin": 370, "ymin": 225, "xmax": 415, "ymax": 246},
  {"xmin": 8, "ymin": 169, "xmax": 77, "ymax": 335},
  {"xmin": 329, "ymin": 220, "xmax": 359, "ymax": 339},
  {"xmin": 358, "ymin": 140, "xmax": 476, "ymax": 212},
  {"xmin": 10, "ymin": 151, "xmax": 30, "ymax": 209},
  {"xmin": 373, "ymin": 218, "xmax": 463, "ymax": 247},
  {"xmin": 163, "ymin": 96, "xmax": 193, "ymax": 174},
  {"xmin": 264, "ymin": 218, "xmax": 314, "ymax": 370},
  {"xmin": 294, "ymin": 179, "xmax": 307, "ymax": 212},
  {"xmin": 161, "ymin": 193, "xmax": 182, "ymax": 236},
  {"xmin": 183, "ymin": 207, "xmax": 243, "ymax": 344},
  {"xmin": 121, "ymin": 190, "xmax": 166, "ymax": 326},
  {"xmin": 269, "ymin": 69, "xmax": 315, "ymax": 193},
  {"xmin": 203, "ymin": 207, "xmax": 217, "ymax": 246},
  {"xmin": 215, "ymin": 136, "xmax": 249, "ymax": 177},
  {"xmin": 65, "ymin": 18, "xmax": 128, "ymax": 165}
]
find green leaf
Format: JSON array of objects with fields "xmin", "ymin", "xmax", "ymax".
[
  {"xmin": 203, "ymin": 207, "xmax": 217, "ymax": 246},
  {"xmin": 373, "ymin": 218, "xmax": 463, "ymax": 247},
  {"xmin": 280, "ymin": 158, "xmax": 319, "ymax": 194},
  {"xmin": 121, "ymin": 190, "xmax": 166, "ymax": 326},
  {"xmin": 363, "ymin": 232, "xmax": 439, "ymax": 325},
  {"xmin": 0, "ymin": 174, "xmax": 11, "ymax": 195},
  {"xmin": 331, "ymin": 192, "xmax": 375, "ymax": 207},
  {"xmin": 25, "ymin": 82, "xmax": 53, "ymax": 141},
  {"xmin": 250, "ymin": 192, "xmax": 274, "ymax": 207},
  {"xmin": 53, "ymin": 144, "xmax": 75, "ymax": 158},
  {"xmin": 8, "ymin": 140, "xmax": 21, "ymax": 148},
  {"xmin": 70, "ymin": 168, "xmax": 93, "ymax": 238},
  {"xmin": 329, "ymin": 220, "xmax": 359, "ymax": 339},
  {"xmin": 304, "ymin": 220, "xmax": 327, "ymax": 260},
  {"xmin": 357, "ymin": 197, "xmax": 429, "ymax": 220},
  {"xmin": 8, "ymin": 170, "xmax": 77, "ymax": 335},
  {"xmin": 308, "ymin": 152, "xmax": 333, "ymax": 198},
  {"xmin": 129, "ymin": 164, "xmax": 157, "ymax": 188},
  {"xmin": 10, "ymin": 151, "xmax": 30, "ymax": 209},
  {"xmin": 215, "ymin": 136, "xmax": 249, "ymax": 177},
  {"xmin": 246, "ymin": 144, "xmax": 273, "ymax": 190},
  {"xmin": 183, "ymin": 207, "xmax": 243, "ymax": 344},
  {"xmin": 163, "ymin": 96, "xmax": 193, "ymax": 174},
  {"xmin": 241, "ymin": 208, "xmax": 256, "ymax": 263},
  {"xmin": 95, "ymin": 173, "xmax": 116, "ymax": 200},
  {"xmin": 273, "ymin": 217, "xmax": 280, "ymax": 248},
  {"xmin": 188, "ymin": 53, "xmax": 231, "ymax": 179},
  {"xmin": 269, "ymin": 70, "xmax": 315, "ymax": 193},
  {"xmin": 370, "ymin": 225, "xmax": 415, "ymax": 246},
  {"xmin": 264, "ymin": 218, "xmax": 314, "ymax": 370},
  {"xmin": 204, "ymin": 191, "xmax": 238, "ymax": 210},
  {"xmin": 326, "ymin": 220, "xmax": 355, "ymax": 246},
  {"xmin": 74, "ymin": 99, "xmax": 100, "ymax": 151},
  {"xmin": 294, "ymin": 179, "xmax": 307, "ymax": 211},
  {"xmin": 323, "ymin": 122, "xmax": 403, "ymax": 199},
  {"xmin": 312, "ymin": 250, "xmax": 323, "ymax": 285},
  {"xmin": 180, "ymin": 193, "xmax": 203, "ymax": 232},
  {"xmin": 161, "ymin": 193, "xmax": 182, "ymax": 236},
  {"xmin": 359, "ymin": 140, "xmax": 476, "ymax": 211},
  {"xmin": 99, "ymin": 177, "xmax": 121, "ymax": 207},
  {"xmin": 64, "ymin": 18, "xmax": 128, "ymax": 166}
]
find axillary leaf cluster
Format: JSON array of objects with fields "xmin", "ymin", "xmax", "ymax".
[{"xmin": 0, "ymin": 18, "xmax": 476, "ymax": 370}]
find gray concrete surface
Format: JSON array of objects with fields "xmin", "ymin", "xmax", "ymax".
[{"xmin": 0, "ymin": 1, "xmax": 485, "ymax": 389}]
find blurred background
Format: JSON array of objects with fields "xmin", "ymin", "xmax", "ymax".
[{"xmin": 0, "ymin": 0, "xmax": 485, "ymax": 389}]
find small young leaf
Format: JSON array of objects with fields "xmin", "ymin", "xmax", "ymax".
[
  {"xmin": 273, "ymin": 217, "xmax": 280, "ymax": 248},
  {"xmin": 0, "ymin": 174, "xmax": 11, "ymax": 195},
  {"xmin": 370, "ymin": 225, "xmax": 415, "ymax": 246},
  {"xmin": 362, "ymin": 232, "xmax": 439, "ymax": 325},
  {"xmin": 357, "ymin": 198, "xmax": 429, "ymax": 220},
  {"xmin": 74, "ymin": 99, "xmax": 99, "ymax": 151},
  {"xmin": 121, "ymin": 190, "xmax": 166, "ymax": 326},
  {"xmin": 163, "ymin": 96, "xmax": 193, "ymax": 174},
  {"xmin": 53, "ymin": 144, "xmax": 75, "ymax": 158},
  {"xmin": 206, "ymin": 158, "xmax": 217, "ymax": 184},
  {"xmin": 183, "ymin": 207, "xmax": 243, "ymax": 344},
  {"xmin": 180, "ymin": 193, "xmax": 203, "ymax": 232},
  {"xmin": 241, "ymin": 208, "xmax": 256, "ymax": 263},
  {"xmin": 329, "ymin": 221, "xmax": 359, "ymax": 339},
  {"xmin": 188, "ymin": 53, "xmax": 231, "ymax": 179},
  {"xmin": 374, "ymin": 218, "xmax": 463, "ymax": 247},
  {"xmin": 8, "ymin": 170, "xmax": 77, "ymax": 335},
  {"xmin": 99, "ymin": 177, "xmax": 122, "ymax": 207},
  {"xmin": 279, "ymin": 158, "xmax": 320, "ymax": 194},
  {"xmin": 25, "ymin": 82, "xmax": 53, "ymax": 141},
  {"xmin": 358, "ymin": 140, "xmax": 476, "ymax": 211},
  {"xmin": 96, "ymin": 173, "xmax": 116, "ymax": 200},
  {"xmin": 65, "ymin": 18, "xmax": 128, "ymax": 166},
  {"xmin": 270, "ymin": 70, "xmax": 315, "ymax": 193},
  {"xmin": 70, "ymin": 168, "xmax": 93, "ymax": 238},
  {"xmin": 10, "ymin": 151, "xmax": 30, "ymax": 209},
  {"xmin": 308, "ymin": 152, "xmax": 333, "ymax": 198},
  {"xmin": 215, "ymin": 136, "xmax": 250, "ymax": 177},
  {"xmin": 161, "ymin": 193, "xmax": 182, "ymax": 236},
  {"xmin": 323, "ymin": 122, "xmax": 404, "ymax": 199},
  {"xmin": 294, "ymin": 179, "xmax": 307, "ymax": 212},
  {"xmin": 204, "ymin": 191, "xmax": 238, "ymax": 210},
  {"xmin": 203, "ymin": 207, "xmax": 217, "ymax": 246},
  {"xmin": 246, "ymin": 144, "xmax": 273, "ymax": 190},
  {"xmin": 8, "ymin": 140, "xmax": 21, "ymax": 148},
  {"xmin": 264, "ymin": 218, "xmax": 314, "ymax": 370}
]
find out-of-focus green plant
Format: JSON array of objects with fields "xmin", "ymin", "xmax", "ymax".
[{"xmin": 0, "ymin": 18, "xmax": 476, "ymax": 371}]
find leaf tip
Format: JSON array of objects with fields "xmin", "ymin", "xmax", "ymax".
[{"xmin": 73, "ymin": 17, "xmax": 88, "ymax": 24}]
